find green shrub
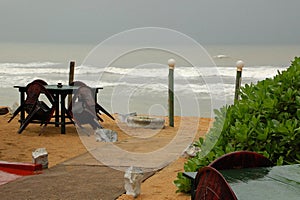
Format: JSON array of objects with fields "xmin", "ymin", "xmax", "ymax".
[{"xmin": 174, "ymin": 57, "xmax": 300, "ymax": 193}]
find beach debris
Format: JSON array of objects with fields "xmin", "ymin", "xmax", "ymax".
[
  {"xmin": 126, "ymin": 115, "xmax": 165, "ymax": 129},
  {"xmin": 32, "ymin": 148, "xmax": 48, "ymax": 169},
  {"xmin": 183, "ymin": 143, "xmax": 201, "ymax": 157},
  {"xmin": 124, "ymin": 166, "xmax": 144, "ymax": 198},
  {"xmin": 95, "ymin": 128, "xmax": 117, "ymax": 142},
  {"xmin": 117, "ymin": 112, "xmax": 137, "ymax": 123},
  {"xmin": 0, "ymin": 106, "xmax": 9, "ymax": 115}
]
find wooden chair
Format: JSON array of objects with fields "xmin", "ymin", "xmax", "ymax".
[
  {"xmin": 208, "ymin": 151, "xmax": 273, "ymax": 170},
  {"xmin": 8, "ymin": 81, "xmax": 56, "ymax": 134},
  {"xmin": 194, "ymin": 166, "xmax": 238, "ymax": 200}
]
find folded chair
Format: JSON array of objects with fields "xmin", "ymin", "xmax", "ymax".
[
  {"xmin": 8, "ymin": 81, "xmax": 56, "ymax": 134},
  {"xmin": 69, "ymin": 80, "xmax": 87, "ymax": 87},
  {"xmin": 95, "ymin": 100, "xmax": 115, "ymax": 121},
  {"xmin": 31, "ymin": 79, "xmax": 48, "ymax": 85},
  {"xmin": 69, "ymin": 81, "xmax": 115, "ymax": 121},
  {"xmin": 70, "ymin": 85, "xmax": 103, "ymax": 131}
]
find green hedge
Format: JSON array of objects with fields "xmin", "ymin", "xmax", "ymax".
[{"xmin": 174, "ymin": 57, "xmax": 300, "ymax": 193}]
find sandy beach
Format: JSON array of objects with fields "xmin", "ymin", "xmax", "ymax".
[{"xmin": 0, "ymin": 110, "xmax": 212, "ymax": 199}]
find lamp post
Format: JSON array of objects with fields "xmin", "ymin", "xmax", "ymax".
[
  {"xmin": 234, "ymin": 60, "xmax": 245, "ymax": 102},
  {"xmin": 168, "ymin": 58, "xmax": 175, "ymax": 127}
]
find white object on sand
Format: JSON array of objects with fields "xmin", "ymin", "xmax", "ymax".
[
  {"xmin": 184, "ymin": 144, "xmax": 201, "ymax": 157},
  {"xmin": 32, "ymin": 148, "xmax": 48, "ymax": 169},
  {"xmin": 124, "ymin": 166, "xmax": 144, "ymax": 198},
  {"xmin": 95, "ymin": 128, "xmax": 117, "ymax": 142}
]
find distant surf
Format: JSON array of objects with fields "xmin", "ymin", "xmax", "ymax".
[
  {"xmin": 0, "ymin": 43, "xmax": 297, "ymax": 116},
  {"xmin": 213, "ymin": 54, "xmax": 230, "ymax": 59},
  {"xmin": 0, "ymin": 61, "xmax": 287, "ymax": 99}
]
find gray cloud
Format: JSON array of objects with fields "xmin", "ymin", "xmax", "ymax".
[{"xmin": 1, "ymin": 0, "xmax": 300, "ymax": 44}]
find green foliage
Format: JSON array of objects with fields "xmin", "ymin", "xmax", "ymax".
[{"xmin": 174, "ymin": 57, "xmax": 300, "ymax": 193}]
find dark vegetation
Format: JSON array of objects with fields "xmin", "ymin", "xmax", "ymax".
[{"xmin": 174, "ymin": 57, "xmax": 300, "ymax": 193}]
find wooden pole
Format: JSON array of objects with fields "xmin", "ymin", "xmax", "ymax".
[
  {"xmin": 168, "ymin": 59, "xmax": 175, "ymax": 127},
  {"xmin": 69, "ymin": 61, "xmax": 75, "ymax": 85},
  {"xmin": 68, "ymin": 61, "xmax": 75, "ymax": 105},
  {"xmin": 234, "ymin": 60, "xmax": 244, "ymax": 102}
]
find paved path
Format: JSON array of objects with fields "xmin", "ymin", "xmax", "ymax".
[{"xmin": 0, "ymin": 153, "xmax": 153, "ymax": 200}]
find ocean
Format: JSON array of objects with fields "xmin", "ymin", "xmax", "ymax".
[{"xmin": 0, "ymin": 42, "xmax": 299, "ymax": 118}]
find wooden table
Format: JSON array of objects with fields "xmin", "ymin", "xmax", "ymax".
[
  {"xmin": 14, "ymin": 85, "xmax": 103, "ymax": 134},
  {"xmin": 184, "ymin": 164, "xmax": 300, "ymax": 200}
]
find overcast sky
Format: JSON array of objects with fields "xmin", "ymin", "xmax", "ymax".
[{"xmin": 1, "ymin": 0, "xmax": 300, "ymax": 45}]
